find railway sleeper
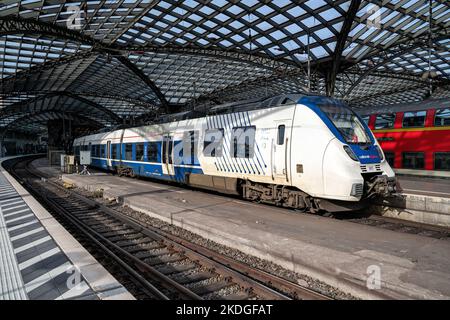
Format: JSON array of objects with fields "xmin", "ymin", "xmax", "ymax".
[
  {"xmin": 134, "ymin": 248, "xmax": 171, "ymax": 259},
  {"xmin": 78, "ymin": 217, "xmax": 118, "ymax": 226},
  {"xmin": 88, "ymin": 221, "xmax": 125, "ymax": 229},
  {"xmin": 144, "ymin": 254, "xmax": 186, "ymax": 266},
  {"xmin": 189, "ymin": 280, "xmax": 234, "ymax": 296},
  {"xmin": 92, "ymin": 225, "xmax": 131, "ymax": 233},
  {"xmin": 222, "ymin": 292, "xmax": 253, "ymax": 300},
  {"xmin": 121, "ymin": 243, "xmax": 165, "ymax": 253},
  {"xmin": 156, "ymin": 263, "xmax": 198, "ymax": 275},
  {"xmin": 101, "ymin": 229, "xmax": 138, "ymax": 237},
  {"xmin": 107, "ymin": 233, "xmax": 142, "ymax": 242},
  {"xmin": 173, "ymin": 271, "xmax": 215, "ymax": 285},
  {"xmin": 115, "ymin": 238, "xmax": 156, "ymax": 247}
]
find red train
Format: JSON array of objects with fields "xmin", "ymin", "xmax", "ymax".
[{"xmin": 359, "ymin": 98, "xmax": 450, "ymax": 172}]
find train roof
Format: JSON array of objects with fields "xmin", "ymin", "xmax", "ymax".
[{"xmin": 357, "ymin": 98, "xmax": 450, "ymax": 115}]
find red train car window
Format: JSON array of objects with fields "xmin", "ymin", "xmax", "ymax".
[
  {"xmin": 435, "ymin": 153, "xmax": 450, "ymax": 171},
  {"xmin": 402, "ymin": 111, "xmax": 426, "ymax": 128},
  {"xmin": 375, "ymin": 113, "xmax": 395, "ymax": 129},
  {"xmin": 402, "ymin": 152, "xmax": 425, "ymax": 169},
  {"xmin": 434, "ymin": 108, "xmax": 450, "ymax": 126}
]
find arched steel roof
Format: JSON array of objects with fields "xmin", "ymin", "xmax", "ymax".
[{"xmin": 0, "ymin": 0, "xmax": 449, "ymax": 133}]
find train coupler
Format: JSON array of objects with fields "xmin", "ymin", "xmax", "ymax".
[{"xmin": 365, "ymin": 175, "xmax": 397, "ymax": 198}]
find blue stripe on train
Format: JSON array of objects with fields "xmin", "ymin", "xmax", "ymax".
[{"xmin": 91, "ymin": 158, "xmax": 203, "ymax": 183}]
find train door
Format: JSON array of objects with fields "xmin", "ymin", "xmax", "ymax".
[
  {"xmin": 272, "ymin": 121, "xmax": 291, "ymax": 182},
  {"xmin": 106, "ymin": 140, "xmax": 112, "ymax": 167},
  {"xmin": 162, "ymin": 136, "xmax": 175, "ymax": 176}
]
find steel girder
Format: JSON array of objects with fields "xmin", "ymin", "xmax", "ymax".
[
  {"xmin": 0, "ymin": 111, "xmax": 103, "ymax": 139},
  {"xmin": 127, "ymin": 44, "xmax": 299, "ymax": 73},
  {"xmin": 0, "ymin": 16, "xmax": 169, "ymax": 108},
  {"xmin": 342, "ymin": 33, "xmax": 450, "ymax": 99},
  {"xmin": 326, "ymin": 0, "xmax": 362, "ymax": 96},
  {"xmin": 0, "ymin": 91, "xmax": 122, "ymax": 125}
]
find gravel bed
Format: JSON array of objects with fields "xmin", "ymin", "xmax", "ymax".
[{"xmin": 64, "ymin": 182, "xmax": 358, "ymax": 300}]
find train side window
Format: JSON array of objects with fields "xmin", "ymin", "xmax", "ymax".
[
  {"xmin": 100, "ymin": 145, "xmax": 106, "ymax": 158},
  {"xmin": 111, "ymin": 144, "xmax": 117, "ymax": 159},
  {"xmin": 125, "ymin": 143, "xmax": 133, "ymax": 160},
  {"xmin": 402, "ymin": 111, "xmax": 426, "ymax": 128},
  {"xmin": 434, "ymin": 152, "xmax": 450, "ymax": 171},
  {"xmin": 375, "ymin": 113, "xmax": 395, "ymax": 129},
  {"xmin": 402, "ymin": 152, "xmax": 424, "ymax": 169},
  {"xmin": 183, "ymin": 131, "xmax": 197, "ymax": 164},
  {"xmin": 135, "ymin": 143, "xmax": 144, "ymax": 161},
  {"xmin": 384, "ymin": 152, "xmax": 395, "ymax": 167},
  {"xmin": 231, "ymin": 126, "xmax": 255, "ymax": 158},
  {"xmin": 434, "ymin": 108, "xmax": 450, "ymax": 126},
  {"xmin": 204, "ymin": 129, "xmax": 224, "ymax": 157},
  {"xmin": 277, "ymin": 125, "xmax": 285, "ymax": 145},
  {"xmin": 147, "ymin": 142, "xmax": 159, "ymax": 162}
]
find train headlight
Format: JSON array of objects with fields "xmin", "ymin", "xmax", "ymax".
[
  {"xmin": 343, "ymin": 145, "xmax": 358, "ymax": 161},
  {"xmin": 375, "ymin": 145, "xmax": 384, "ymax": 161}
]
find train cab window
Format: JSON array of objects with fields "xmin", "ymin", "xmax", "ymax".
[
  {"xmin": 147, "ymin": 142, "xmax": 159, "ymax": 162},
  {"xmin": 402, "ymin": 111, "xmax": 426, "ymax": 128},
  {"xmin": 125, "ymin": 144, "xmax": 133, "ymax": 160},
  {"xmin": 434, "ymin": 152, "xmax": 450, "ymax": 171},
  {"xmin": 280, "ymin": 97, "xmax": 294, "ymax": 105},
  {"xmin": 384, "ymin": 152, "xmax": 395, "ymax": 167},
  {"xmin": 232, "ymin": 126, "xmax": 255, "ymax": 158},
  {"xmin": 402, "ymin": 152, "xmax": 424, "ymax": 169},
  {"xmin": 360, "ymin": 115, "xmax": 370, "ymax": 125},
  {"xmin": 111, "ymin": 144, "xmax": 117, "ymax": 159},
  {"xmin": 204, "ymin": 129, "xmax": 224, "ymax": 157},
  {"xmin": 277, "ymin": 125, "xmax": 285, "ymax": 145},
  {"xmin": 434, "ymin": 108, "xmax": 450, "ymax": 126},
  {"xmin": 135, "ymin": 143, "xmax": 144, "ymax": 161},
  {"xmin": 375, "ymin": 113, "xmax": 396, "ymax": 129}
]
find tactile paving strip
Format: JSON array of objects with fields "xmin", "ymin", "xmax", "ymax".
[{"xmin": 0, "ymin": 174, "xmax": 98, "ymax": 300}]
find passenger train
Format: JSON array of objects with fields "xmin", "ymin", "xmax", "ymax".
[
  {"xmin": 73, "ymin": 94, "xmax": 397, "ymax": 213},
  {"xmin": 359, "ymin": 98, "xmax": 450, "ymax": 174}
]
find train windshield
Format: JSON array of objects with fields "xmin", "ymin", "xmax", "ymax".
[{"xmin": 320, "ymin": 104, "xmax": 371, "ymax": 144}]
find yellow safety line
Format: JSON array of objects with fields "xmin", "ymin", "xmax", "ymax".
[{"xmin": 373, "ymin": 126, "xmax": 450, "ymax": 133}]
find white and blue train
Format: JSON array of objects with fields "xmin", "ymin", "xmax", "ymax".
[{"xmin": 73, "ymin": 94, "xmax": 396, "ymax": 212}]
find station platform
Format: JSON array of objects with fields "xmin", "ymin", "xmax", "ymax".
[
  {"xmin": 397, "ymin": 176, "xmax": 450, "ymax": 198},
  {"xmin": 57, "ymin": 167, "xmax": 450, "ymax": 300},
  {"xmin": 0, "ymin": 158, "xmax": 134, "ymax": 300},
  {"xmin": 372, "ymin": 176, "xmax": 450, "ymax": 227}
]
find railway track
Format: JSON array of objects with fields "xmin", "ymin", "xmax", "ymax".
[{"xmin": 6, "ymin": 156, "xmax": 330, "ymax": 301}]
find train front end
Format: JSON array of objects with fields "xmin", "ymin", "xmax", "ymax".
[{"xmin": 300, "ymin": 96, "xmax": 397, "ymax": 205}]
